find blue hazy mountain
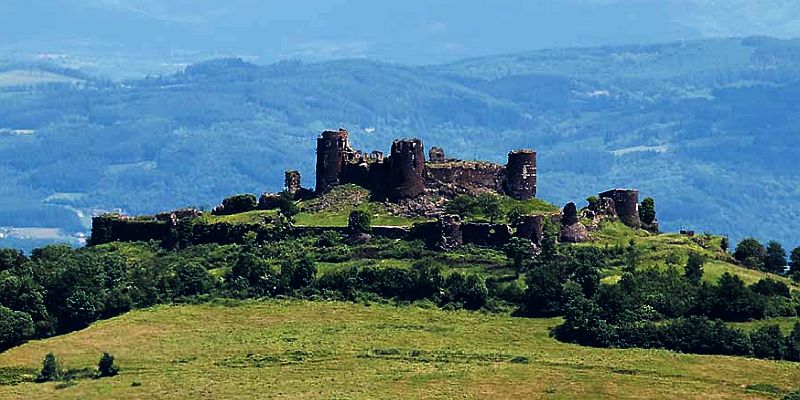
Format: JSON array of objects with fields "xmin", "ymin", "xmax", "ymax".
[
  {"xmin": 1, "ymin": 36, "xmax": 799, "ymax": 252},
  {"xmin": 4, "ymin": 1, "xmax": 800, "ymax": 78}
]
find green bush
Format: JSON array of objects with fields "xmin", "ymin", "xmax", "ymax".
[
  {"xmin": 348, "ymin": 210, "xmax": 372, "ymax": 234},
  {"xmin": 37, "ymin": 353, "xmax": 62, "ymax": 382},
  {"xmin": 215, "ymin": 194, "xmax": 257, "ymax": 215},
  {"xmin": 734, "ymin": 238, "xmax": 767, "ymax": 270},
  {"xmin": 97, "ymin": 352, "xmax": 119, "ymax": 377}
]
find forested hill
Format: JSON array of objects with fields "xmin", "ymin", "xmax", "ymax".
[{"xmin": 1, "ymin": 36, "xmax": 799, "ymax": 249}]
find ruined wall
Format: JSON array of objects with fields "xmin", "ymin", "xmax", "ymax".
[
  {"xmin": 504, "ymin": 149, "xmax": 537, "ymax": 200},
  {"xmin": 462, "ymin": 223, "xmax": 513, "ymax": 247},
  {"xmin": 285, "ymin": 170, "xmax": 302, "ymax": 196},
  {"xmin": 315, "ymin": 129, "xmax": 351, "ymax": 193},
  {"xmin": 425, "ymin": 161, "xmax": 506, "ymax": 198},
  {"xmin": 599, "ymin": 189, "xmax": 641, "ymax": 228},
  {"xmin": 386, "ymin": 138, "xmax": 425, "ymax": 199},
  {"xmin": 515, "ymin": 214, "xmax": 545, "ymax": 245},
  {"xmin": 89, "ymin": 215, "xmax": 170, "ymax": 246}
]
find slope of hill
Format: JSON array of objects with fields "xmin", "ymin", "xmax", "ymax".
[
  {"xmin": 1, "ymin": 300, "xmax": 799, "ymax": 400},
  {"xmin": 1, "ymin": 37, "xmax": 799, "ymax": 252}
]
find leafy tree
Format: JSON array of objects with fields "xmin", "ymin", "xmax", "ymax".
[
  {"xmin": 171, "ymin": 263, "xmax": 212, "ymax": 297},
  {"xmin": 0, "ymin": 249, "xmax": 27, "ymax": 272},
  {"xmin": 791, "ymin": 247, "xmax": 800, "ymax": 271},
  {"xmin": 63, "ymin": 289, "xmax": 100, "ymax": 331},
  {"xmin": 503, "ymin": 237, "xmax": 532, "ymax": 278},
  {"xmin": 277, "ymin": 191, "xmax": 299, "ymax": 219},
  {"xmin": 733, "ymin": 238, "xmax": 766, "ymax": 270},
  {"xmin": 750, "ymin": 324, "xmax": 785, "ymax": 360},
  {"xmin": 97, "ymin": 352, "xmax": 120, "ymax": 377},
  {"xmin": 476, "ymin": 193, "xmax": 503, "ymax": 223},
  {"xmin": 443, "ymin": 195, "xmax": 479, "ymax": 219},
  {"xmin": 684, "ymin": 252, "xmax": 704, "ymax": 284},
  {"xmin": 348, "ymin": 210, "xmax": 372, "ymax": 234},
  {"xmin": 785, "ymin": 322, "xmax": 800, "ymax": 361},
  {"xmin": 539, "ymin": 219, "xmax": 559, "ymax": 263},
  {"xmin": 706, "ymin": 273, "xmax": 764, "ymax": 321},
  {"xmin": 639, "ymin": 197, "xmax": 656, "ymax": 225},
  {"xmin": 751, "ymin": 278, "xmax": 790, "ymax": 298},
  {"xmin": 37, "ymin": 353, "xmax": 62, "ymax": 382},
  {"xmin": 764, "ymin": 241, "xmax": 787, "ymax": 273},
  {"xmin": 0, "ymin": 306, "xmax": 34, "ymax": 351}
]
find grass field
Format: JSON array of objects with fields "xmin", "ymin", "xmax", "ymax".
[{"xmin": 1, "ymin": 300, "xmax": 799, "ymax": 399}]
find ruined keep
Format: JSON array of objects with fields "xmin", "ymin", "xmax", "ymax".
[
  {"xmin": 599, "ymin": 189, "xmax": 641, "ymax": 228},
  {"xmin": 313, "ymin": 128, "xmax": 538, "ymax": 202},
  {"xmin": 387, "ymin": 139, "xmax": 426, "ymax": 199},
  {"xmin": 504, "ymin": 150, "xmax": 537, "ymax": 200},
  {"xmin": 315, "ymin": 129, "xmax": 351, "ymax": 194}
]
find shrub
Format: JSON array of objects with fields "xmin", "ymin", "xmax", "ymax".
[
  {"xmin": 348, "ymin": 210, "xmax": 372, "ymax": 234},
  {"xmin": 784, "ymin": 389, "xmax": 800, "ymax": 400},
  {"xmin": 277, "ymin": 192, "xmax": 299, "ymax": 218},
  {"xmin": 37, "ymin": 353, "xmax": 62, "ymax": 382},
  {"xmin": 215, "ymin": 194, "xmax": 257, "ymax": 215},
  {"xmin": 282, "ymin": 257, "xmax": 317, "ymax": 289},
  {"xmin": 586, "ymin": 196, "xmax": 599, "ymax": 210},
  {"xmin": 97, "ymin": 352, "xmax": 119, "ymax": 377},
  {"xmin": 443, "ymin": 273, "xmax": 488, "ymax": 310}
]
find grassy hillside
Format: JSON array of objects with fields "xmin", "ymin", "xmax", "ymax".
[{"xmin": 1, "ymin": 300, "xmax": 799, "ymax": 399}]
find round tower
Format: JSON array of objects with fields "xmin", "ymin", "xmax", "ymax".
[
  {"xmin": 599, "ymin": 189, "xmax": 641, "ymax": 228},
  {"xmin": 315, "ymin": 129, "xmax": 350, "ymax": 193},
  {"xmin": 505, "ymin": 149, "xmax": 537, "ymax": 200},
  {"xmin": 387, "ymin": 138, "xmax": 425, "ymax": 199}
]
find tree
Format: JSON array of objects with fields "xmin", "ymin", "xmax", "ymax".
[
  {"xmin": 171, "ymin": 263, "xmax": 212, "ymax": 297},
  {"xmin": 639, "ymin": 197, "xmax": 656, "ymax": 225},
  {"xmin": 443, "ymin": 195, "xmax": 479, "ymax": 219},
  {"xmin": 791, "ymin": 247, "xmax": 800, "ymax": 281},
  {"xmin": 63, "ymin": 289, "xmax": 100, "ymax": 331},
  {"xmin": 0, "ymin": 249, "xmax": 26, "ymax": 272},
  {"xmin": 37, "ymin": 353, "xmax": 62, "ymax": 382},
  {"xmin": 539, "ymin": 219, "xmax": 559, "ymax": 263},
  {"xmin": 733, "ymin": 238, "xmax": 766, "ymax": 270},
  {"xmin": 97, "ymin": 352, "xmax": 120, "ymax": 377},
  {"xmin": 764, "ymin": 241, "xmax": 787, "ymax": 274},
  {"xmin": 684, "ymin": 252, "xmax": 704, "ymax": 284},
  {"xmin": 750, "ymin": 324, "xmax": 785, "ymax": 360},
  {"xmin": 215, "ymin": 194, "xmax": 257, "ymax": 215},
  {"xmin": 348, "ymin": 210, "xmax": 372, "ymax": 234},
  {"xmin": 586, "ymin": 196, "xmax": 599, "ymax": 210},
  {"xmin": 277, "ymin": 191, "xmax": 299, "ymax": 219},
  {"xmin": 720, "ymin": 236, "xmax": 729, "ymax": 253},
  {"xmin": 477, "ymin": 193, "xmax": 503, "ymax": 223},
  {"xmin": 0, "ymin": 306, "xmax": 34, "ymax": 351},
  {"xmin": 785, "ymin": 322, "xmax": 800, "ymax": 361},
  {"xmin": 503, "ymin": 237, "xmax": 532, "ymax": 278}
]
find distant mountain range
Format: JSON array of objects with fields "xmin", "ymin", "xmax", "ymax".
[{"xmin": 0, "ymin": 36, "xmax": 799, "ymax": 251}]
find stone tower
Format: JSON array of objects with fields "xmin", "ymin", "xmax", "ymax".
[
  {"xmin": 599, "ymin": 189, "xmax": 641, "ymax": 228},
  {"xmin": 505, "ymin": 149, "xmax": 537, "ymax": 200},
  {"xmin": 387, "ymin": 138, "xmax": 425, "ymax": 199},
  {"xmin": 285, "ymin": 170, "xmax": 301, "ymax": 196},
  {"xmin": 315, "ymin": 129, "xmax": 350, "ymax": 193}
]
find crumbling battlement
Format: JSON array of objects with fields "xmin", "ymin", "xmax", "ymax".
[
  {"xmin": 599, "ymin": 188, "xmax": 641, "ymax": 228},
  {"xmin": 313, "ymin": 128, "xmax": 537, "ymax": 202}
]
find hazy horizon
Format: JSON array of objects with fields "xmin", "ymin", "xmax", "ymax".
[{"xmin": 4, "ymin": 1, "xmax": 800, "ymax": 78}]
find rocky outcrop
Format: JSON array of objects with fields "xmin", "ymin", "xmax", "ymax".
[{"xmin": 559, "ymin": 202, "xmax": 589, "ymax": 243}]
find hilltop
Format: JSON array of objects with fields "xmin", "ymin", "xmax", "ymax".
[{"xmin": 1, "ymin": 36, "xmax": 800, "ymax": 252}]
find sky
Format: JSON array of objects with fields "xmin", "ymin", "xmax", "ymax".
[{"xmin": 2, "ymin": 0, "xmax": 800, "ymax": 76}]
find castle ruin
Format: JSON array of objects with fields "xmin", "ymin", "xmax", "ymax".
[{"xmin": 314, "ymin": 128, "xmax": 537, "ymax": 201}]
